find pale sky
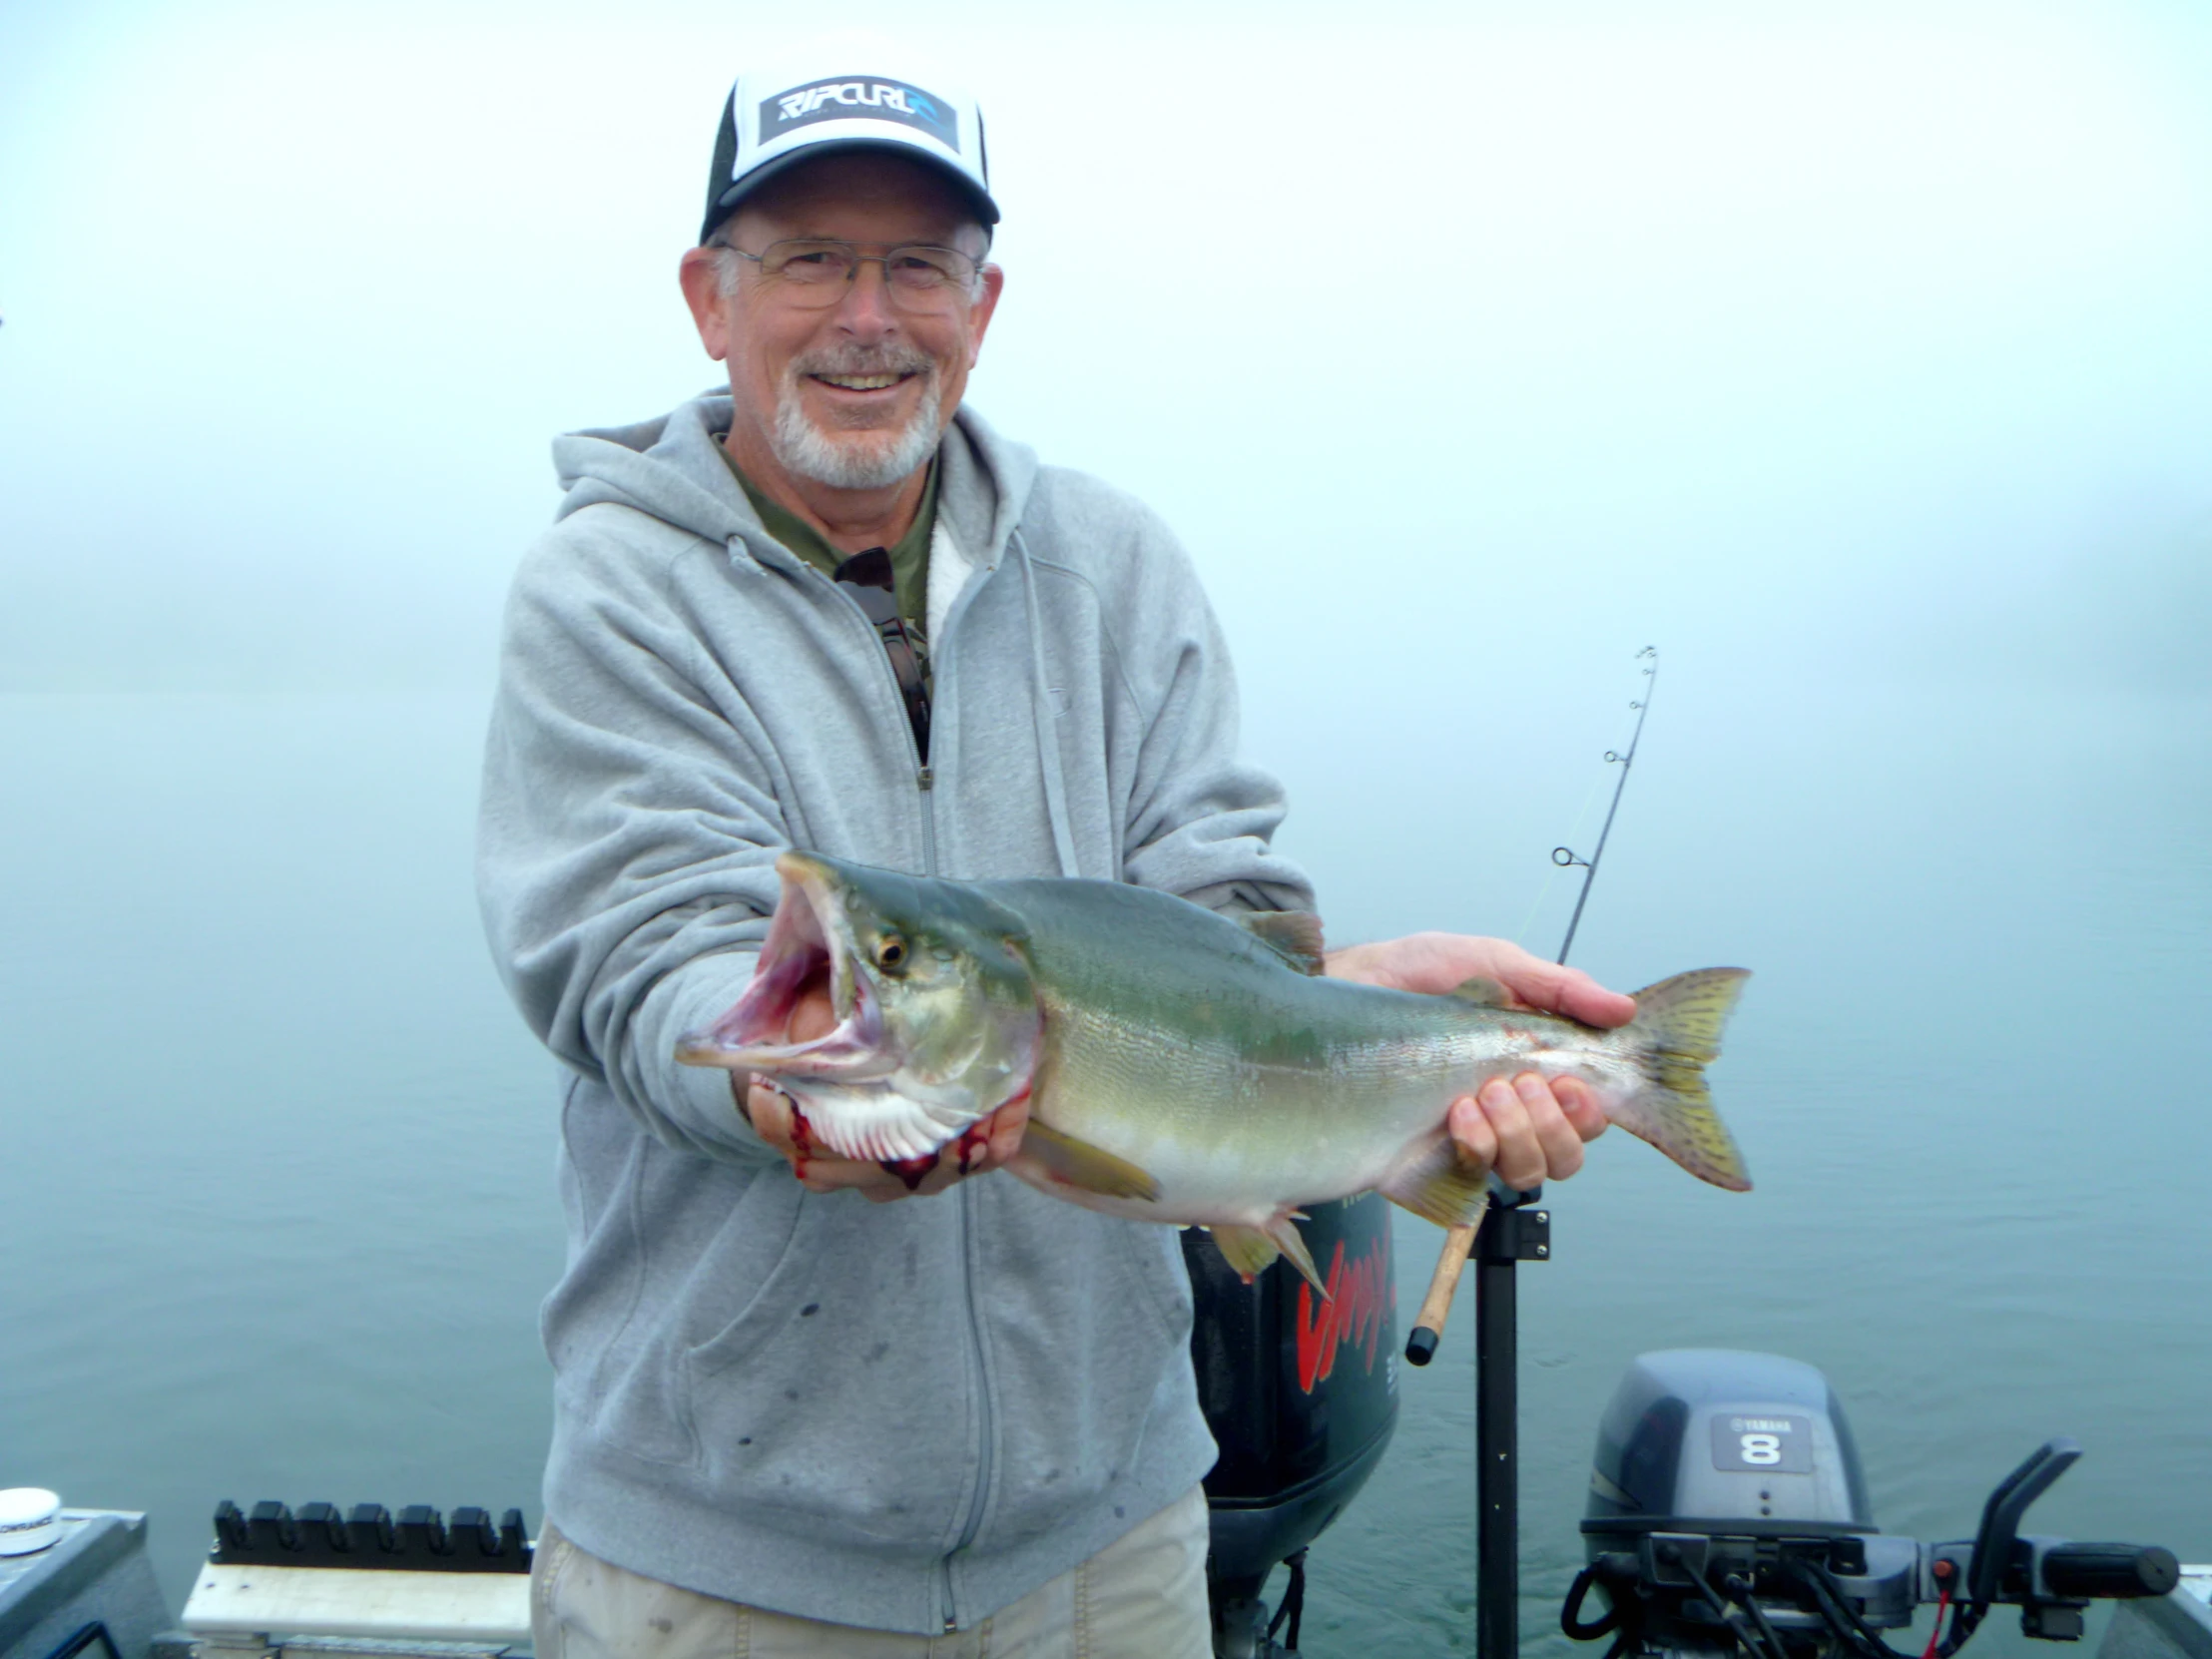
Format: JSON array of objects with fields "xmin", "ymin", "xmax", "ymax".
[{"xmin": 5, "ymin": 0, "xmax": 2209, "ymax": 726}]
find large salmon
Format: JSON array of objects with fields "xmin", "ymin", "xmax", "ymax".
[{"xmin": 677, "ymin": 852, "xmax": 1752, "ymax": 1291}]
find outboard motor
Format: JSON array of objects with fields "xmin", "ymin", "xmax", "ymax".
[
  {"xmin": 1586, "ymin": 1349, "xmax": 1876, "ymax": 1540},
  {"xmin": 1185, "ymin": 1193, "xmax": 1399, "ymax": 1659},
  {"xmin": 1564, "ymin": 1350, "xmax": 2182, "ymax": 1659}
]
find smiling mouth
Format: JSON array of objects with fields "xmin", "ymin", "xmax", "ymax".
[
  {"xmin": 673, "ymin": 855, "xmax": 889, "ymax": 1077},
  {"xmin": 810, "ymin": 372, "xmax": 915, "ymax": 392}
]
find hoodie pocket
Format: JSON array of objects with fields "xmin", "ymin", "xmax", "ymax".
[
  {"xmin": 580, "ymin": 1156, "xmax": 808, "ymax": 1469},
  {"xmin": 682, "ymin": 1196, "xmax": 978, "ymax": 1541},
  {"xmin": 684, "ymin": 1180, "xmax": 817, "ymax": 1379}
]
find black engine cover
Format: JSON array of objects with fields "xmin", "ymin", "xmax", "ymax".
[{"xmin": 1184, "ymin": 1193, "xmax": 1401, "ymax": 1585}]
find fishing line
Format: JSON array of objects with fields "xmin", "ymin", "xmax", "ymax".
[{"xmin": 1510, "ymin": 768, "xmax": 1608, "ymax": 949}]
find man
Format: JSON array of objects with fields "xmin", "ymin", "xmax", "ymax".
[{"xmin": 478, "ymin": 50, "xmax": 1629, "ymax": 1659}]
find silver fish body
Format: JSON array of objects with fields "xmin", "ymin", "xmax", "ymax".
[{"xmin": 679, "ymin": 853, "xmax": 1752, "ymax": 1288}]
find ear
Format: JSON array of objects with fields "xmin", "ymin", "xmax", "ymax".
[
  {"xmin": 965, "ymin": 264, "xmax": 1005, "ymax": 367},
  {"xmin": 678, "ymin": 246, "xmax": 733, "ymax": 363}
]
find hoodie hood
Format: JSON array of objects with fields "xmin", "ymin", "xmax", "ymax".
[{"xmin": 549, "ymin": 390, "xmax": 1039, "ymax": 576}]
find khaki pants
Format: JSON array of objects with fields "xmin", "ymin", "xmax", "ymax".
[{"xmin": 531, "ymin": 1487, "xmax": 1212, "ymax": 1659}]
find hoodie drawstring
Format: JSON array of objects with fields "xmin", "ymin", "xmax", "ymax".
[{"xmin": 1013, "ymin": 529, "xmax": 1081, "ymax": 879}]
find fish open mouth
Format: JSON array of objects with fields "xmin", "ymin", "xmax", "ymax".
[{"xmin": 674, "ymin": 853, "xmax": 890, "ymax": 1078}]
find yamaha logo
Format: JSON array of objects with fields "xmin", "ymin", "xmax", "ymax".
[{"xmin": 758, "ymin": 77, "xmax": 959, "ymax": 153}]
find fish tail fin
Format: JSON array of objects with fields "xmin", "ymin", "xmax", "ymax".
[{"xmin": 1614, "ymin": 967, "xmax": 1754, "ymax": 1192}]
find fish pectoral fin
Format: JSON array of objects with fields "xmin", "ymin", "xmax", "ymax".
[
  {"xmin": 1016, "ymin": 1122, "xmax": 1163, "ymax": 1203},
  {"xmin": 1445, "ymin": 975, "xmax": 1515, "ymax": 1008},
  {"xmin": 1235, "ymin": 910, "xmax": 1328, "ymax": 975},
  {"xmin": 1382, "ymin": 1137, "xmax": 1494, "ymax": 1230}
]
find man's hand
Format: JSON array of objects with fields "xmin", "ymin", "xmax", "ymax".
[
  {"xmin": 733, "ymin": 978, "xmax": 1028, "ymax": 1202},
  {"xmin": 1324, "ymin": 931, "xmax": 1635, "ymax": 1190}
]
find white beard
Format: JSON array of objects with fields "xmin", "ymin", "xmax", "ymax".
[{"xmin": 770, "ymin": 357, "xmax": 945, "ymax": 490}]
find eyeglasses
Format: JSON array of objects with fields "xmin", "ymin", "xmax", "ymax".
[{"xmin": 718, "ymin": 239, "xmax": 982, "ymax": 311}]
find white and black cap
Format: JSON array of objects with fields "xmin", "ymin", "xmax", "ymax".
[{"xmin": 701, "ymin": 52, "xmax": 997, "ymax": 245}]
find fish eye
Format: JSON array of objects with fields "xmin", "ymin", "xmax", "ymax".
[{"xmin": 873, "ymin": 934, "xmax": 907, "ymax": 971}]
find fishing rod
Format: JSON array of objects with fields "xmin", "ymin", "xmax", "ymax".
[
  {"xmin": 1553, "ymin": 645, "xmax": 1658, "ymax": 968},
  {"xmin": 1402, "ymin": 645, "xmax": 1661, "ymax": 1659}
]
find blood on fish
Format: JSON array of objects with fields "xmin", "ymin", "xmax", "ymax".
[
  {"xmin": 881, "ymin": 1155, "xmax": 935, "ymax": 1191},
  {"xmin": 787, "ymin": 1098, "xmax": 815, "ymax": 1181},
  {"xmin": 955, "ymin": 1124, "xmax": 993, "ymax": 1175}
]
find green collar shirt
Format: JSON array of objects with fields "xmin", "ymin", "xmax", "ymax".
[{"xmin": 714, "ymin": 439, "xmax": 937, "ymax": 651}]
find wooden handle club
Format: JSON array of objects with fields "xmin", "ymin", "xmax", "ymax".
[{"xmin": 1402, "ymin": 1222, "xmax": 1478, "ymax": 1365}]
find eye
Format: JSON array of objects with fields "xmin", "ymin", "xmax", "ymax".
[{"xmin": 873, "ymin": 935, "xmax": 907, "ymax": 971}]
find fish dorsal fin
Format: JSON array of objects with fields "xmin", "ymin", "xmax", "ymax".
[
  {"xmin": 1446, "ymin": 975, "xmax": 1514, "ymax": 1008},
  {"xmin": 1237, "ymin": 910, "xmax": 1327, "ymax": 975},
  {"xmin": 1018, "ymin": 1121, "xmax": 1162, "ymax": 1203}
]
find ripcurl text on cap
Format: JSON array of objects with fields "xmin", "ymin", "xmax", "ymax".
[{"xmin": 701, "ymin": 55, "xmax": 998, "ymax": 244}]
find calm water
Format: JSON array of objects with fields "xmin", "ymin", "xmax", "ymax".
[{"xmin": 3, "ymin": 675, "xmax": 2207, "ymax": 1656}]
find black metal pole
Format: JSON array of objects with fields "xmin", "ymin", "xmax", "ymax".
[
  {"xmin": 1475, "ymin": 1223, "xmax": 1519, "ymax": 1659},
  {"xmin": 1473, "ymin": 1187, "xmax": 1549, "ymax": 1659},
  {"xmin": 1471, "ymin": 649, "xmax": 1650, "ymax": 1659}
]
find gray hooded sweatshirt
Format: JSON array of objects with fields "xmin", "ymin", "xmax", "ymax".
[{"xmin": 476, "ymin": 391, "xmax": 1313, "ymax": 1636}]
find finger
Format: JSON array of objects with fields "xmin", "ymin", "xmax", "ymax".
[
  {"xmin": 982, "ymin": 1094, "xmax": 1034, "ymax": 1169},
  {"xmin": 1445, "ymin": 1094, "xmax": 1497, "ymax": 1171},
  {"xmin": 1492, "ymin": 959, "xmax": 1636, "ymax": 1028},
  {"xmin": 787, "ymin": 980, "xmax": 837, "ymax": 1043},
  {"xmin": 1514, "ymin": 1072, "xmax": 1586, "ymax": 1181},
  {"xmin": 1477, "ymin": 1076, "xmax": 1545, "ymax": 1191},
  {"xmin": 812, "ymin": 1152, "xmax": 947, "ymax": 1201},
  {"xmin": 743, "ymin": 1081, "xmax": 918, "ymax": 1196},
  {"xmin": 904, "ymin": 1151, "xmax": 974, "ymax": 1198},
  {"xmin": 743, "ymin": 1079, "xmax": 800, "ymax": 1158},
  {"xmin": 1551, "ymin": 1076, "xmax": 1610, "ymax": 1143}
]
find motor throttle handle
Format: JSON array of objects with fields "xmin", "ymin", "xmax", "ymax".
[{"xmin": 2040, "ymin": 1543, "xmax": 2180, "ymax": 1599}]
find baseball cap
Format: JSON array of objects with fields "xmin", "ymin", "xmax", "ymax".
[{"xmin": 700, "ymin": 53, "xmax": 998, "ymax": 245}]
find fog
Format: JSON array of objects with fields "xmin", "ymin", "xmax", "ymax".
[
  {"xmin": 6, "ymin": 5, "xmax": 2212, "ymax": 1636},
  {"xmin": 6, "ymin": 0, "xmax": 2208, "ymax": 698}
]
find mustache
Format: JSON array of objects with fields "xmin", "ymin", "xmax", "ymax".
[{"xmin": 789, "ymin": 344, "xmax": 937, "ymax": 381}]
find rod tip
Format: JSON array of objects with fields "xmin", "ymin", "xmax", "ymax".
[{"xmin": 1404, "ymin": 1327, "xmax": 1439, "ymax": 1367}]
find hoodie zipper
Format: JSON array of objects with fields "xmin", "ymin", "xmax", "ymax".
[
  {"xmin": 917, "ymin": 765, "xmax": 937, "ymax": 874},
  {"xmin": 818, "ymin": 568, "xmax": 987, "ymax": 1631},
  {"xmin": 940, "ymin": 1180, "xmax": 996, "ymax": 1632},
  {"xmin": 817, "ymin": 574, "xmax": 939, "ymax": 875}
]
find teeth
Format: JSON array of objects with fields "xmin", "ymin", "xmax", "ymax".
[{"xmin": 818, "ymin": 373, "xmax": 901, "ymax": 390}]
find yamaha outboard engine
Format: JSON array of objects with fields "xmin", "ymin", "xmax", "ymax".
[
  {"xmin": 1564, "ymin": 1351, "xmax": 2182, "ymax": 1659},
  {"xmin": 1586, "ymin": 1349, "xmax": 1876, "ymax": 1540},
  {"xmin": 1185, "ymin": 1193, "xmax": 1399, "ymax": 1659}
]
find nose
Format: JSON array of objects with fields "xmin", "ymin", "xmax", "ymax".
[{"xmin": 830, "ymin": 257, "xmax": 899, "ymax": 340}]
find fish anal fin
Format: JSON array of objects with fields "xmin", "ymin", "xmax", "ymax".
[
  {"xmin": 1236, "ymin": 910, "xmax": 1328, "ymax": 975},
  {"xmin": 1446, "ymin": 975, "xmax": 1515, "ymax": 1008},
  {"xmin": 1017, "ymin": 1121, "xmax": 1163, "ymax": 1203},
  {"xmin": 1382, "ymin": 1136, "xmax": 1494, "ymax": 1229},
  {"xmin": 1208, "ymin": 1225, "xmax": 1281, "ymax": 1285},
  {"xmin": 1210, "ymin": 1216, "xmax": 1331, "ymax": 1299}
]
